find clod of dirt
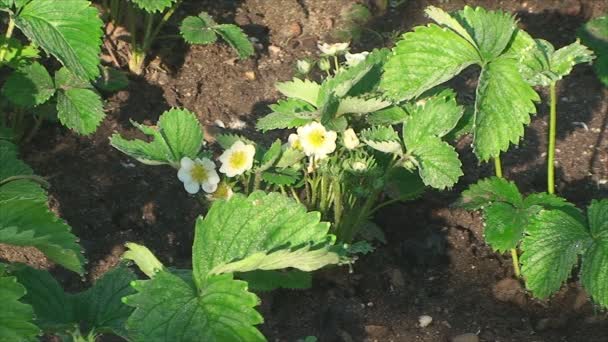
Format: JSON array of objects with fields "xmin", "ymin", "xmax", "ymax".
[
  {"xmin": 492, "ymin": 278, "xmax": 527, "ymax": 306},
  {"xmin": 451, "ymin": 333, "xmax": 480, "ymax": 342},
  {"xmin": 364, "ymin": 325, "xmax": 390, "ymax": 339},
  {"xmin": 388, "ymin": 268, "xmax": 406, "ymax": 289},
  {"xmin": 418, "ymin": 315, "xmax": 433, "ymax": 328},
  {"xmin": 572, "ymin": 288, "xmax": 590, "ymax": 312}
]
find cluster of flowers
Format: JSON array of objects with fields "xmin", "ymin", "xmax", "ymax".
[
  {"xmin": 296, "ymin": 42, "xmax": 370, "ymax": 74},
  {"xmin": 178, "ymin": 121, "xmax": 362, "ymax": 195}
]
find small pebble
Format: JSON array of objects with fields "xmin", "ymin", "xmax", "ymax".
[{"xmin": 418, "ymin": 315, "xmax": 433, "ymax": 328}]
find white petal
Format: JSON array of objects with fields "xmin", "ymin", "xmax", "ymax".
[
  {"xmin": 183, "ymin": 181, "xmax": 200, "ymax": 194},
  {"xmin": 180, "ymin": 157, "xmax": 194, "ymax": 170},
  {"xmin": 202, "ymin": 182, "xmax": 218, "ymax": 193},
  {"xmin": 207, "ymin": 169, "xmax": 220, "ymax": 184},
  {"xmin": 231, "ymin": 140, "xmax": 245, "ymax": 150},
  {"xmin": 200, "ymin": 158, "xmax": 216, "ymax": 169},
  {"xmin": 177, "ymin": 168, "xmax": 192, "ymax": 183},
  {"xmin": 218, "ymin": 149, "xmax": 230, "ymax": 163}
]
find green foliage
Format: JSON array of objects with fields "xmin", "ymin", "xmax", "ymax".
[
  {"xmin": 14, "ymin": 0, "xmax": 103, "ymax": 80},
  {"xmin": 408, "ymin": 136, "xmax": 462, "ymax": 190},
  {"xmin": 275, "ymin": 78, "xmax": 320, "ymax": 106},
  {"xmin": 0, "ymin": 37, "xmax": 39, "ymax": 68},
  {"xmin": 12, "ymin": 265, "xmax": 136, "ymax": 338},
  {"xmin": 215, "ymin": 133, "xmax": 254, "ymax": 150},
  {"xmin": 180, "ymin": 11, "xmax": 253, "ymax": 59},
  {"xmin": 0, "ymin": 141, "xmax": 45, "ymax": 202},
  {"xmin": 95, "ymin": 66, "xmax": 129, "ymax": 92},
  {"xmin": 0, "ymin": 270, "xmax": 39, "ymax": 341},
  {"xmin": 256, "ymin": 99, "xmax": 315, "ymax": 131},
  {"xmin": 382, "ymin": 5, "xmax": 541, "ymax": 161},
  {"xmin": 131, "ymin": 0, "xmax": 174, "ymax": 13},
  {"xmin": 122, "ymin": 242, "xmax": 164, "ymax": 278},
  {"xmin": 110, "ymin": 108, "xmax": 204, "ymax": 167},
  {"xmin": 459, "ymin": 177, "xmax": 576, "ymax": 253},
  {"xmin": 521, "ymin": 200, "xmax": 608, "ymax": 308},
  {"xmin": 1, "ymin": 62, "xmax": 54, "ymax": 108},
  {"xmin": 124, "ymin": 192, "xmax": 341, "ymax": 341},
  {"xmin": 55, "ymin": 67, "xmax": 105, "ymax": 135},
  {"xmin": 578, "ymin": 16, "xmax": 608, "ymax": 86}
]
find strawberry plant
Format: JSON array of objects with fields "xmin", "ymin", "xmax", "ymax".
[
  {"xmin": 0, "ymin": 0, "xmax": 107, "ymax": 138},
  {"xmin": 102, "ymin": 0, "xmax": 253, "ymax": 74}
]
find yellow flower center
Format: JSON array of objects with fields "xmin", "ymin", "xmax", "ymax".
[
  {"xmin": 307, "ymin": 129, "xmax": 325, "ymax": 147},
  {"xmin": 229, "ymin": 151, "xmax": 247, "ymax": 170},
  {"xmin": 190, "ymin": 164, "xmax": 208, "ymax": 183}
]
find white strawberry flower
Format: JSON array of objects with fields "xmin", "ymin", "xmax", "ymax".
[
  {"xmin": 177, "ymin": 157, "xmax": 220, "ymax": 194},
  {"xmin": 218, "ymin": 140, "xmax": 256, "ymax": 177},
  {"xmin": 288, "ymin": 133, "xmax": 302, "ymax": 150},
  {"xmin": 318, "ymin": 42, "xmax": 350, "ymax": 56},
  {"xmin": 343, "ymin": 128, "xmax": 360, "ymax": 150},
  {"xmin": 345, "ymin": 51, "xmax": 369, "ymax": 66},
  {"xmin": 297, "ymin": 122, "xmax": 337, "ymax": 158},
  {"xmin": 296, "ymin": 59, "xmax": 311, "ymax": 74}
]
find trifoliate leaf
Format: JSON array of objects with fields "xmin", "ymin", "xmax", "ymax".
[
  {"xmin": 578, "ymin": 16, "xmax": 608, "ymax": 86},
  {"xmin": 0, "ymin": 198, "xmax": 84, "ymax": 273},
  {"xmin": 256, "ymin": 99, "xmax": 315, "ymax": 132},
  {"xmin": 180, "ymin": 12, "xmax": 218, "ymax": 44},
  {"xmin": 473, "ymin": 57, "xmax": 540, "ymax": 161},
  {"xmin": 550, "ymin": 40, "xmax": 595, "ymax": 79},
  {"xmin": 239, "ymin": 270, "xmax": 311, "ymax": 291},
  {"xmin": 366, "ymin": 106, "xmax": 408, "ymax": 125},
  {"xmin": 458, "ymin": 177, "xmax": 523, "ymax": 209},
  {"xmin": 55, "ymin": 68, "xmax": 105, "ymax": 135},
  {"xmin": 95, "ymin": 66, "xmax": 129, "ymax": 92},
  {"xmin": 123, "ymin": 243, "xmax": 165, "ymax": 278},
  {"xmin": 15, "ymin": 0, "xmax": 103, "ymax": 80},
  {"xmin": 210, "ymin": 244, "xmax": 340, "ymax": 275},
  {"xmin": 258, "ymin": 139, "xmax": 282, "ymax": 172},
  {"xmin": 381, "ymin": 24, "xmax": 480, "ymax": 101},
  {"xmin": 521, "ymin": 209, "xmax": 591, "ymax": 299},
  {"xmin": 130, "ymin": 0, "xmax": 174, "ymax": 13},
  {"xmin": 1, "ymin": 62, "xmax": 55, "ymax": 108},
  {"xmin": 336, "ymin": 96, "xmax": 391, "ymax": 116},
  {"xmin": 214, "ymin": 24, "xmax": 254, "ymax": 59},
  {"xmin": 192, "ymin": 191, "xmax": 332, "ymax": 284},
  {"xmin": 0, "ymin": 140, "xmax": 46, "ymax": 202},
  {"xmin": 124, "ymin": 271, "xmax": 264, "ymax": 342},
  {"xmin": 215, "ymin": 133, "xmax": 254, "ymax": 150},
  {"xmin": 453, "ymin": 6, "xmax": 516, "ymax": 61},
  {"xmin": 409, "ymin": 137, "xmax": 462, "ymax": 189},
  {"xmin": 275, "ymin": 78, "xmax": 320, "ymax": 106},
  {"xmin": 0, "ymin": 274, "xmax": 39, "ymax": 341},
  {"xmin": 403, "ymin": 88, "xmax": 463, "ymax": 147},
  {"xmin": 110, "ymin": 108, "xmax": 203, "ymax": 167}
]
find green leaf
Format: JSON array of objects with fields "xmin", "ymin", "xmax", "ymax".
[
  {"xmin": 483, "ymin": 203, "xmax": 528, "ymax": 252},
  {"xmin": 210, "ymin": 244, "xmax": 340, "ymax": 275},
  {"xmin": 256, "ymin": 99, "xmax": 316, "ymax": 131},
  {"xmin": 381, "ymin": 24, "xmax": 480, "ymax": 101},
  {"xmin": 550, "ymin": 40, "xmax": 595, "ymax": 79},
  {"xmin": 95, "ymin": 66, "xmax": 129, "ymax": 92},
  {"xmin": 453, "ymin": 6, "xmax": 516, "ymax": 61},
  {"xmin": 124, "ymin": 271, "xmax": 264, "ymax": 342},
  {"xmin": 214, "ymin": 24, "xmax": 253, "ymax": 59},
  {"xmin": 192, "ymin": 191, "xmax": 332, "ymax": 285},
  {"xmin": 261, "ymin": 168, "xmax": 300, "ymax": 186},
  {"xmin": 587, "ymin": 199, "xmax": 608, "ymax": 236},
  {"xmin": 0, "ymin": 274, "xmax": 39, "ymax": 341},
  {"xmin": 55, "ymin": 68, "xmax": 105, "ymax": 135},
  {"xmin": 502, "ymin": 30, "xmax": 553, "ymax": 86},
  {"xmin": 458, "ymin": 177, "xmax": 523, "ymax": 210},
  {"xmin": 403, "ymin": 88, "xmax": 464, "ymax": 147},
  {"xmin": 361, "ymin": 125, "xmax": 402, "ymax": 154},
  {"xmin": 409, "ymin": 137, "xmax": 462, "ymax": 189},
  {"xmin": 0, "ymin": 37, "xmax": 39, "ymax": 68},
  {"xmin": 445, "ymin": 105, "xmax": 474, "ymax": 141},
  {"xmin": 425, "ymin": 6, "xmax": 476, "ymax": 47},
  {"xmin": 180, "ymin": 12, "xmax": 218, "ymax": 45},
  {"xmin": 1, "ymin": 62, "xmax": 55, "ymax": 108},
  {"xmin": 366, "ymin": 106, "xmax": 408, "ymax": 125},
  {"xmin": 275, "ymin": 148, "xmax": 305, "ymax": 168},
  {"xmin": 0, "ymin": 198, "xmax": 85, "ymax": 273},
  {"xmin": 239, "ymin": 270, "xmax": 311, "ymax": 291},
  {"xmin": 130, "ymin": 0, "xmax": 174, "ymax": 13},
  {"xmin": 336, "ymin": 96, "xmax": 391, "ymax": 116},
  {"xmin": 215, "ymin": 133, "xmax": 254, "ymax": 150},
  {"xmin": 580, "ymin": 200, "xmax": 608, "ymax": 308},
  {"xmin": 473, "ymin": 57, "xmax": 540, "ymax": 161},
  {"xmin": 384, "ymin": 167, "xmax": 426, "ymax": 202},
  {"xmin": 578, "ymin": 16, "xmax": 608, "ymax": 86},
  {"xmin": 110, "ymin": 108, "xmax": 203, "ymax": 167},
  {"xmin": 521, "ymin": 209, "xmax": 591, "ymax": 299},
  {"xmin": 0, "ymin": 140, "xmax": 46, "ymax": 202},
  {"xmin": 123, "ymin": 243, "xmax": 165, "ymax": 278},
  {"xmin": 15, "ymin": 0, "xmax": 103, "ymax": 80},
  {"xmin": 275, "ymin": 78, "xmax": 320, "ymax": 106},
  {"xmin": 258, "ymin": 139, "xmax": 282, "ymax": 172}
]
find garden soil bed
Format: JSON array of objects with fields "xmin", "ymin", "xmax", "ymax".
[{"xmin": 2, "ymin": 0, "xmax": 608, "ymax": 341}]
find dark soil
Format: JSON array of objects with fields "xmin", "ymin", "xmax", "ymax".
[{"xmin": 3, "ymin": 0, "xmax": 608, "ymax": 341}]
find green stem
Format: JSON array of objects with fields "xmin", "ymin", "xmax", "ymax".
[
  {"xmin": 141, "ymin": 12, "xmax": 155, "ymax": 52},
  {"xmin": 149, "ymin": 0, "xmax": 182, "ymax": 45},
  {"xmin": 494, "ymin": 154, "xmax": 521, "ymax": 278},
  {"xmin": 289, "ymin": 187, "xmax": 301, "ymax": 204},
  {"xmin": 0, "ymin": 17, "xmax": 16, "ymax": 62},
  {"xmin": 547, "ymin": 81, "xmax": 557, "ymax": 195},
  {"xmin": 0, "ymin": 175, "xmax": 49, "ymax": 188},
  {"xmin": 370, "ymin": 197, "xmax": 402, "ymax": 214},
  {"xmin": 333, "ymin": 180, "xmax": 342, "ymax": 228},
  {"xmin": 333, "ymin": 55, "xmax": 340, "ymax": 74}
]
